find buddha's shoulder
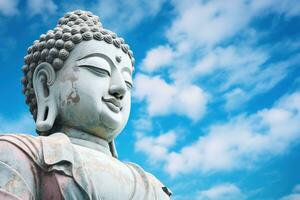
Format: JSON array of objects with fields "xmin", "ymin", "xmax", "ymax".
[
  {"xmin": 0, "ymin": 133, "xmax": 39, "ymax": 149},
  {"xmin": 0, "ymin": 132, "xmax": 71, "ymax": 162},
  {"xmin": 125, "ymin": 162, "xmax": 160, "ymax": 183},
  {"xmin": 0, "ymin": 133, "xmax": 44, "ymax": 165},
  {"xmin": 125, "ymin": 162, "xmax": 172, "ymax": 197},
  {"xmin": 0, "ymin": 134, "xmax": 42, "ymax": 180},
  {"xmin": 0, "ymin": 133, "xmax": 41, "ymax": 153},
  {"xmin": 0, "ymin": 133, "xmax": 40, "ymax": 142}
]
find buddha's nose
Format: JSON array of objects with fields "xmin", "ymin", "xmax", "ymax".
[
  {"xmin": 109, "ymin": 78, "xmax": 127, "ymax": 100},
  {"xmin": 109, "ymin": 85, "xmax": 126, "ymax": 100}
]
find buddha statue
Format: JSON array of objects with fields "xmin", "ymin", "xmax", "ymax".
[{"xmin": 0, "ymin": 10, "xmax": 171, "ymax": 200}]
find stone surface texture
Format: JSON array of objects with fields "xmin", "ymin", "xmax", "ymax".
[{"xmin": 0, "ymin": 10, "xmax": 171, "ymax": 200}]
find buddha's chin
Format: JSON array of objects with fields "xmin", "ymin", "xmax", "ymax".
[{"xmin": 97, "ymin": 112, "xmax": 123, "ymax": 139}]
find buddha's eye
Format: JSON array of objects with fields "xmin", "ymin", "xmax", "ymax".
[
  {"xmin": 80, "ymin": 65, "xmax": 111, "ymax": 77},
  {"xmin": 123, "ymin": 71, "xmax": 133, "ymax": 90},
  {"xmin": 125, "ymin": 81, "xmax": 133, "ymax": 90}
]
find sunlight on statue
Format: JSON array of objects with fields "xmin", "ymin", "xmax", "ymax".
[{"xmin": 0, "ymin": 10, "xmax": 171, "ymax": 199}]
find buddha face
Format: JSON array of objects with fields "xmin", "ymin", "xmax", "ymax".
[{"xmin": 52, "ymin": 40, "xmax": 133, "ymax": 141}]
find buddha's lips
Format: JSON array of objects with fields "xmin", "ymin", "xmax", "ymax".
[{"xmin": 102, "ymin": 96, "xmax": 122, "ymax": 110}]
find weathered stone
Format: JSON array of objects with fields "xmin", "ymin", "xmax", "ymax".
[{"xmin": 0, "ymin": 10, "xmax": 171, "ymax": 200}]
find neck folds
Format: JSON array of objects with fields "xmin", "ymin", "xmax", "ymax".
[{"xmin": 59, "ymin": 126, "xmax": 112, "ymax": 156}]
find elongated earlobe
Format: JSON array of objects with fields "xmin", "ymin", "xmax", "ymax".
[{"xmin": 33, "ymin": 62, "xmax": 57, "ymax": 133}]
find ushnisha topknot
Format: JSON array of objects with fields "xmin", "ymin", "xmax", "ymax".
[{"xmin": 22, "ymin": 10, "xmax": 135, "ymax": 120}]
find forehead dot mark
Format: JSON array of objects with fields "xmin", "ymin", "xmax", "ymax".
[{"xmin": 115, "ymin": 55, "xmax": 122, "ymax": 63}]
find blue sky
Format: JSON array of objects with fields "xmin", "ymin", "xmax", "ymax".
[{"xmin": 0, "ymin": 0, "xmax": 300, "ymax": 199}]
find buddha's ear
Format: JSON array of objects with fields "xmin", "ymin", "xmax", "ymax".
[{"xmin": 32, "ymin": 62, "xmax": 58, "ymax": 133}]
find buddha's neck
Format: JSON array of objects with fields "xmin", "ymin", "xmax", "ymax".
[{"xmin": 58, "ymin": 126, "xmax": 112, "ymax": 156}]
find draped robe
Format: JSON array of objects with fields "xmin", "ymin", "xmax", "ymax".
[{"xmin": 0, "ymin": 133, "xmax": 171, "ymax": 200}]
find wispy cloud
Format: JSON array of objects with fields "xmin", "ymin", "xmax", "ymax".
[
  {"xmin": 27, "ymin": 0, "xmax": 57, "ymax": 17},
  {"xmin": 223, "ymin": 52, "xmax": 300, "ymax": 111},
  {"xmin": 0, "ymin": 0, "xmax": 19, "ymax": 16},
  {"xmin": 141, "ymin": 45, "xmax": 175, "ymax": 72},
  {"xmin": 167, "ymin": 0, "xmax": 251, "ymax": 47},
  {"xmin": 135, "ymin": 91, "xmax": 300, "ymax": 176},
  {"xmin": 196, "ymin": 183, "xmax": 245, "ymax": 200},
  {"xmin": 0, "ymin": 113, "xmax": 35, "ymax": 134},
  {"xmin": 135, "ymin": 131, "xmax": 177, "ymax": 164},
  {"xmin": 168, "ymin": 0, "xmax": 300, "ymax": 48},
  {"xmin": 93, "ymin": 0, "xmax": 167, "ymax": 32},
  {"xmin": 136, "ymin": 0, "xmax": 300, "ymax": 114},
  {"xmin": 133, "ymin": 73, "xmax": 207, "ymax": 121},
  {"xmin": 280, "ymin": 184, "xmax": 300, "ymax": 200}
]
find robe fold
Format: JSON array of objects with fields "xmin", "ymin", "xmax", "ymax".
[{"xmin": 0, "ymin": 133, "xmax": 171, "ymax": 200}]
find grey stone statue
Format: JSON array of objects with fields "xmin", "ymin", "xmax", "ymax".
[{"xmin": 0, "ymin": 10, "xmax": 172, "ymax": 200}]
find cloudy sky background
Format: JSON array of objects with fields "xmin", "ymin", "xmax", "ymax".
[{"xmin": 0, "ymin": 0, "xmax": 300, "ymax": 199}]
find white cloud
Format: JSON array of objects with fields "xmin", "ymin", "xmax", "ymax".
[
  {"xmin": 224, "ymin": 88, "xmax": 249, "ymax": 111},
  {"xmin": 0, "ymin": 0, "xmax": 19, "ymax": 16},
  {"xmin": 293, "ymin": 185, "xmax": 300, "ymax": 193},
  {"xmin": 139, "ymin": 43, "xmax": 296, "ymax": 113},
  {"xmin": 138, "ymin": 0, "xmax": 300, "ymax": 114},
  {"xmin": 167, "ymin": 0, "xmax": 251, "ymax": 47},
  {"xmin": 252, "ymin": 0, "xmax": 300, "ymax": 18},
  {"xmin": 197, "ymin": 183, "xmax": 245, "ymax": 200},
  {"xmin": 135, "ymin": 91, "xmax": 300, "ymax": 176},
  {"xmin": 281, "ymin": 194, "xmax": 300, "ymax": 200},
  {"xmin": 27, "ymin": 0, "xmax": 57, "ymax": 16},
  {"xmin": 0, "ymin": 113, "xmax": 35, "ymax": 134},
  {"xmin": 141, "ymin": 45, "xmax": 175, "ymax": 72},
  {"xmin": 94, "ymin": 0, "xmax": 166, "ymax": 32},
  {"xmin": 138, "ymin": 0, "xmax": 300, "ymax": 101},
  {"xmin": 166, "ymin": 91, "xmax": 300, "ymax": 176},
  {"xmin": 131, "ymin": 0, "xmax": 300, "ymax": 179},
  {"xmin": 222, "ymin": 52, "xmax": 299, "ymax": 111},
  {"xmin": 192, "ymin": 45, "xmax": 269, "ymax": 87},
  {"xmin": 133, "ymin": 117, "xmax": 153, "ymax": 132},
  {"xmin": 135, "ymin": 131, "xmax": 177, "ymax": 163},
  {"xmin": 177, "ymin": 46, "xmax": 298, "ymax": 111},
  {"xmin": 133, "ymin": 73, "xmax": 207, "ymax": 121},
  {"xmin": 168, "ymin": 0, "xmax": 300, "ymax": 48},
  {"xmin": 280, "ymin": 184, "xmax": 300, "ymax": 200},
  {"xmin": 173, "ymin": 43, "xmax": 295, "ymax": 93}
]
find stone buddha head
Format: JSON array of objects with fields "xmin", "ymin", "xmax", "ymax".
[{"xmin": 21, "ymin": 10, "xmax": 135, "ymax": 156}]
